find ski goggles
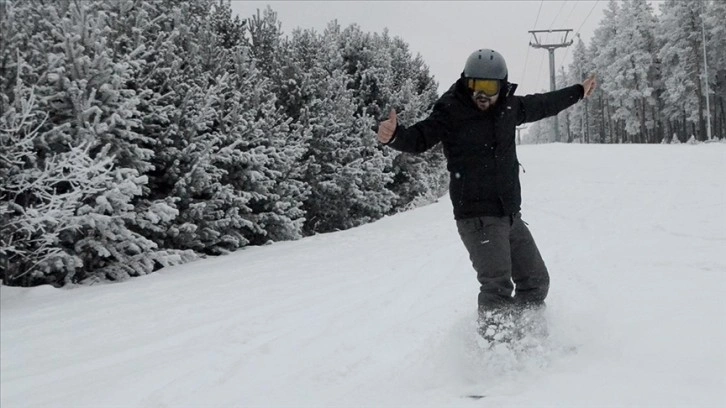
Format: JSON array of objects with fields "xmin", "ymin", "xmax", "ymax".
[{"xmin": 466, "ymin": 78, "xmax": 501, "ymax": 96}]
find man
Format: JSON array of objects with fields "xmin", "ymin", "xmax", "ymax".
[{"xmin": 377, "ymin": 49, "xmax": 597, "ymax": 343}]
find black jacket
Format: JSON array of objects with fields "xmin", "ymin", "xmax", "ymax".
[{"xmin": 386, "ymin": 78, "xmax": 584, "ymax": 219}]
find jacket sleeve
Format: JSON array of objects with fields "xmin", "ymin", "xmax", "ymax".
[
  {"xmin": 382, "ymin": 100, "xmax": 450, "ymax": 154},
  {"xmin": 515, "ymin": 84, "xmax": 585, "ymax": 125}
]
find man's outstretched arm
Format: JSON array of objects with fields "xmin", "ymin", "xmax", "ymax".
[
  {"xmin": 376, "ymin": 107, "xmax": 447, "ymax": 154},
  {"xmin": 516, "ymin": 74, "xmax": 597, "ymax": 125}
]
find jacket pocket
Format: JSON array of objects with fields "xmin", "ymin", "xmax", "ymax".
[{"xmin": 456, "ymin": 217, "xmax": 482, "ymax": 236}]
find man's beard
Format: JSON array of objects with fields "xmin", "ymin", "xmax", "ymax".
[{"xmin": 473, "ymin": 94, "xmax": 493, "ymax": 111}]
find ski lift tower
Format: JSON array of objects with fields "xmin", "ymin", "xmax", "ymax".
[{"xmin": 529, "ymin": 29, "xmax": 573, "ymax": 143}]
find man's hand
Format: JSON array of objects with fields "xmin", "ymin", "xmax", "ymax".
[
  {"xmin": 377, "ymin": 109, "xmax": 397, "ymax": 144},
  {"xmin": 582, "ymin": 74, "xmax": 597, "ymax": 98}
]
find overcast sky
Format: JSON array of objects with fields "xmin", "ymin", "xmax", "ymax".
[{"xmin": 230, "ymin": 0, "xmax": 625, "ymax": 96}]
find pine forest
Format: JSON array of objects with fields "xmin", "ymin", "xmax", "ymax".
[{"xmin": 1, "ymin": 0, "xmax": 723, "ymax": 287}]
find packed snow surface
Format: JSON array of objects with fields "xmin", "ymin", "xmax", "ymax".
[{"xmin": 2, "ymin": 144, "xmax": 725, "ymax": 407}]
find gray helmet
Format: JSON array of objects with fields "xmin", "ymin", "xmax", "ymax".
[{"xmin": 463, "ymin": 49, "xmax": 508, "ymax": 81}]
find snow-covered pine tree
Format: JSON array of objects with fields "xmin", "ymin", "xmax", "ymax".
[
  {"xmin": 218, "ymin": 3, "xmax": 308, "ymax": 244},
  {"xmin": 301, "ymin": 72, "xmax": 396, "ymax": 233},
  {"xmin": 50, "ymin": 1, "xmax": 197, "ymax": 282},
  {"xmin": 704, "ymin": 0, "xmax": 725, "ymax": 140},
  {"xmin": 284, "ymin": 22, "xmax": 395, "ymax": 233},
  {"xmin": 608, "ymin": 0, "xmax": 659, "ymax": 144},
  {"xmin": 567, "ymin": 36, "xmax": 595, "ymax": 143},
  {"xmin": 104, "ymin": 0, "xmax": 231, "ymax": 253},
  {"xmin": 2, "ymin": 84, "xmax": 90, "ymax": 286},
  {"xmin": 555, "ymin": 66, "xmax": 571, "ymax": 142},
  {"xmin": 1, "ymin": 0, "xmax": 195, "ymax": 285},
  {"xmin": 592, "ymin": 0, "xmax": 623, "ymax": 143},
  {"xmin": 586, "ymin": 38, "xmax": 607, "ymax": 143},
  {"xmin": 276, "ymin": 27, "xmax": 318, "ymax": 122},
  {"xmin": 254, "ymin": 16, "xmax": 444, "ymax": 234},
  {"xmin": 151, "ymin": 2, "xmax": 308, "ymax": 253},
  {"xmin": 223, "ymin": 50, "xmax": 308, "ymax": 245},
  {"xmin": 0, "ymin": 81, "xmax": 189, "ymax": 286},
  {"xmin": 245, "ymin": 6, "xmax": 284, "ymax": 90},
  {"xmin": 236, "ymin": 6, "xmax": 311, "ymax": 242},
  {"xmin": 341, "ymin": 27, "xmax": 445, "ymax": 211},
  {"xmin": 103, "ymin": 0, "xmax": 212, "ymax": 250},
  {"xmin": 92, "ymin": 0, "xmax": 192, "ymax": 250},
  {"xmin": 657, "ymin": 0, "xmax": 709, "ymax": 141},
  {"xmin": 210, "ymin": 0, "xmax": 246, "ymax": 51},
  {"xmin": 51, "ymin": 2, "xmax": 155, "ymax": 173},
  {"xmin": 0, "ymin": 0, "xmax": 58, "ymax": 104}
]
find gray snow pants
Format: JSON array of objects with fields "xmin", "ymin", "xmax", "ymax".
[{"xmin": 456, "ymin": 212, "xmax": 550, "ymax": 310}]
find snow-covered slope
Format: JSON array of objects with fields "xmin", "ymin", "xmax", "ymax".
[{"xmin": 2, "ymin": 144, "xmax": 725, "ymax": 408}]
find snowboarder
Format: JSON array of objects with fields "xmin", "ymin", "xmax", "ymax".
[{"xmin": 376, "ymin": 49, "xmax": 597, "ymax": 343}]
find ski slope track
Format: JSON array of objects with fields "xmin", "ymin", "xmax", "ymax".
[{"xmin": 2, "ymin": 144, "xmax": 725, "ymax": 407}]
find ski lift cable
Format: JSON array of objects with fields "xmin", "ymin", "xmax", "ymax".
[
  {"xmin": 563, "ymin": 1, "xmax": 579, "ymax": 28},
  {"xmin": 520, "ymin": 0, "xmax": 543, "ymax": 86},
  {"xmin": 555, "ymin": 2, "xmax": 580, "ymax": 76},
  {"xmin": 548, "ymin": 0, "xmax": 568, "ymax": 30},
  {"xmin": 575, "ymin": 0, "xmax": 602, "ymax": 37},
  {"xmin": 559, "ymin": 0, "xmax": 601, "ymax": 70}
]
